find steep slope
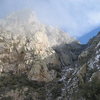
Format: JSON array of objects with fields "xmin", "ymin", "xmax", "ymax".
[
  {"xmin": 0, "ymin": 10, "xmax": 99, "ymax": 100},
  {"xmin": 76, "ymin": 32, "xmax": 100, "ymax": 100},
  {"xmin": 0, "ymin": 11, "xmax": 80, "ymax": 100}
]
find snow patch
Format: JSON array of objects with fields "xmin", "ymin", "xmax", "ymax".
[{"xmin": 95, "ymin": 54, "xmax": 100, "ymax": 62}]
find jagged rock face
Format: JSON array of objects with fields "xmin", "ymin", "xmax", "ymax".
[
  {"xmin": 0, "ymin": 25, "xmax": 60, "ymax": 82},
  {"xmin": 0, "ymin": 11, "xmax": 77, "ymax": 83},
  {"xmin": 74, "ymin": 33, "xmax": 100, "ymax": 100},
  {"xmin": 79, "ymin": 33, "xmax": 100, "ymax": 74},
  {"xmin": 0, "ymin": 11, "xmax": 80, "ymax": 100},
  {"xmin": 51, "ymin": 33, "xmax": 100, "ymax": 100},
  {"xmin": 0, "ymin": 11, "xmax": 100, "ymax": 100}
]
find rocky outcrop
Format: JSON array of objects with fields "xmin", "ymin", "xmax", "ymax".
[
  {"xmin": 0, "ymin": 11, "xmax": 100, "ymax": 100},
  {"xmin": 0, "ymin": 26, "xmax": 60, "ymax": 82}
]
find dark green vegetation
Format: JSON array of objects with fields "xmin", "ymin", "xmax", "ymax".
[
  {"xmin": 79, "ymin": 79, "xmax": 100, "ymax": 100},
  {"xmin": 0, "ymin": 73, "xmax": 46, "ymax": 100}
]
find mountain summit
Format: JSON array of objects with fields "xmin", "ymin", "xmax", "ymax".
[{"xmin": 0, "ymin": 10, "xmax": 76, "ymax": 47}]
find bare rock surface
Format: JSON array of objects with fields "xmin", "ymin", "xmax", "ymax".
[{"xmin": 0, "ymin": 10, "xmax": 100, "ymax": 100}]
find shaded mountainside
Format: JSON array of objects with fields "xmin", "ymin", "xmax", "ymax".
[{"xmin": 0, "ymin": 11, "xmax": 100, "ymax": 100}]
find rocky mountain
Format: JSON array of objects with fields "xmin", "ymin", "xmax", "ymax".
[{"xmin": 0, "ymin": 11, "xmax": 99, "ymax": 100}]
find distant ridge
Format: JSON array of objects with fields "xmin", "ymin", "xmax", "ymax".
[{"xmin": 79, "ymin": 27, "xmax": 100, "ymax": 44}]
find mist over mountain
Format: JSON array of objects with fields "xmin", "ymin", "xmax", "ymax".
[
  {"xmin": 0, "ymin": 10, "xmax": 77, "ymax": 46},
  {"xmin": 0, "ymin": 11, "xmax": 99, "ymax": 100},
  {"xmin": 1, "ymin": 0, "xmax": 100, "ymax": 39}
]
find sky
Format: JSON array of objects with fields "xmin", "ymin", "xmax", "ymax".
[{"xmin": 0, "ymin": 0, "xmax": 100, "ymax": 43}]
